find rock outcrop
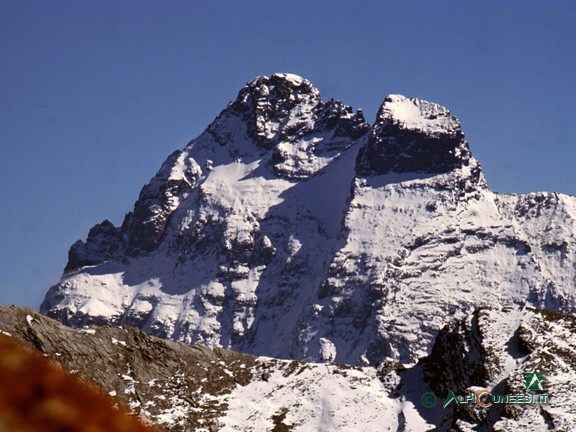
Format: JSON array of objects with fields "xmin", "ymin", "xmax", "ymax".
[{"xmin": 420, "ymin": 306, "xmax": 576, "ymax": 431}]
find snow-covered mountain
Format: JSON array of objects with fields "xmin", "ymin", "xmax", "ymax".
[{"xmin": 41, "ymin": 73, "xmax": 576, "ymax": 366}]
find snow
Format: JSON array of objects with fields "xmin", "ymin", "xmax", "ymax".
[
  {"xmin": 399, "ymin": 398, "xmax": 435, "ymax": 432},
  {"xmin": 381, "ymin": 94, "xmax": 460, "ymax": 136},
  {"xmin": 79, "ymin": 298, "xmax": 120, "ymax": 317},
  {"xmin": 218, "ymin": 360, "xmax": 401, "ymax": 431},
  {"xmin": 467, "ymin": 307, "xmax": 576, "ymax": 431},
  {"xmin": 200, "ymin": 158, "xmax": 290, "ymax": 217},
  {"xmin": 385, "ymin": 95, "xmax": 423, "ymax": 124},
  {"xmin": 44, "ymin": 141, "xmax": 576, "ymax": 366},
  {"xmin": 111, "ymin": 337, "xmax": 127, "ymax": 346},
  {"xmin": 319, "ymin": 338, "xmax": 336, "ymax": 362},
  {"xmin": 306, "ymin": 163, "xmax": 576, "ymax": 363},
  {"xmin": 23, "ymin": 296, "xmax": 576, "ymax": 431},
  {"xmin": 272, "ymin": 72, "xmax": 305, "ymax": 86}
]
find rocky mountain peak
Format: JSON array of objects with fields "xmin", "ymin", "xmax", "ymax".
[
  {"xmin": 229, "ymin": 73, "xmax": 322, "ymax": 148},
  {"xmin": 203, "ymin": 73, "xmax": 368, "ymax": 178},
  {"xmin": 356, "ymin": 94, "xmax": 474, "ymax": 178},
  {"xmin": 243, "ymin": 72, "xmax": 320, "ymax": 102}
]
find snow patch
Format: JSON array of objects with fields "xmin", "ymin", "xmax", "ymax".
[
  {"xmin": 382, "ymin": 94, "xmax": 460, "ymax": 136},
  {"xmin": 219, "ymin": 362, "xmax": 400, "ymax": 431}
]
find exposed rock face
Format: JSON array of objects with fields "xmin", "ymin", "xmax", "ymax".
[
  {"xmin": 230, "ymin": 73, "xmax": 368, "ymax": 150},
  {"xmin": 356, "ymin": 94, "xmax": 472, "ymax": 176},
  {"xmin": 41, "ymin": 73, "xmax": 576, "ymax": 366},
  {"xmin": 125, "ymin": 150, "xmax": 204, "ymax": 255},
  {"xmin": 420, "ymin": 306, "xmax": 576, "ymax": 431},
  {"xmin": 231, "ymin": 73, "xmax": 322, "ymax": 148},
  {"xmin": 66, "ymin": 219, "xmax": 122, "ymax": 271}
]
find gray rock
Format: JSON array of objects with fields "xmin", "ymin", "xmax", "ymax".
[{"xmin": 0, "ymin": 305, "xmax": 255, "ymax": 431}]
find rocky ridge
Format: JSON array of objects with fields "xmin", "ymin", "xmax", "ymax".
[
  {"xmin": 2, "ymin": 304, "xmax": 575, "ymax": 431},
  {"xmin": 0, "ymin": 305, "xmax": 408, "ymax": 431}
]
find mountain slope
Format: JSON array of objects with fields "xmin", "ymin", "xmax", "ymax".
[
  {"xmin": 3, "ymin": 304, "xmax": 575, "ymax": 431},
  {"xmin": 0, "ymin": 305, "xmax": 408, "ymax": 432},
  {"xmin": 41, "ymin": 73, "xmax": 576, "ymax": 366}
]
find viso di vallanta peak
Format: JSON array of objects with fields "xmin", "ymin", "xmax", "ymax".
[{"xmin": 41, "ymin": 73, "xmax": 576, "ymax": 368}]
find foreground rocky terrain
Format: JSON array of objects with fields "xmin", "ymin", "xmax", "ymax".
[
  {"xmin": 2, "ymin": 304, "xmax": 575, "ymax": 431},
  {"xmin": 0, "ymin": 322, "xmax": 155, "ymax": 432}
]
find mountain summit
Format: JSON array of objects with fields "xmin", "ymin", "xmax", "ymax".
[
  {"xmin": 357, "ymin": 94, "xmax": 476, "ymax": 176},
  {"xmin": 42, "ymin": 74, "xmax": 576, "ymax": 365}
]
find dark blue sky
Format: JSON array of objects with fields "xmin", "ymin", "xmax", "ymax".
[{"xmin": 1, "ymin": 1, "xmax": 575, "ymax": 307}]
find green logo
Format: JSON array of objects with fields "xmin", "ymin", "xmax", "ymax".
[
  {"xmin": 420, "ymin": 391, "xmax": 438, "ymax": 409},
  {"xmin": 525, "ymin": 372, "xmax": 545, "ymax": 391},
  {"xmin": 443, "ymin": 390, "xmax": 457, "ymax": 408}
]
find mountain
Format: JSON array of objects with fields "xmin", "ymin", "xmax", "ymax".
[
  {"xmin": 3, "ymin": 304, "xmax": 575, "ymax": 431},
  {"xmin": 41, "ymin": 73, "xmax": 576, "ymax": 367}
]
